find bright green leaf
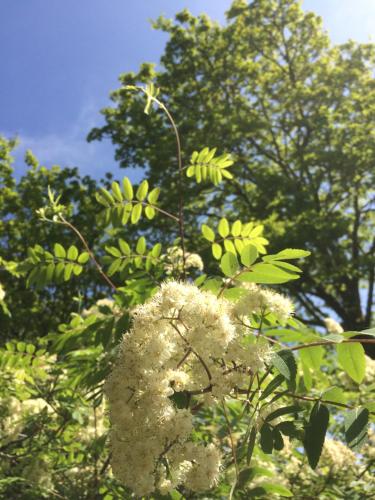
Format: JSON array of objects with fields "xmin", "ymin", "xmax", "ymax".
[
  {"xmin": 218, "ymin": 218, "xmax": 230, "ymax": 238},
  {"xmin": 54, "ymin": 243, "xmax": 66, "ymax": 259},
  {"xmin": 122, "ymin": 177, "xmax": 133, "ymax": 200},
  {"xmin": 131, "ymin": 203, "xmax": 142, "ymax": 224},
  {"xmin": 136, "ymin": 180, "xmax": 149, "ymax": 201},
  {"xmin": 241, "ymin": 244, "xmax": 258, "ymax": 267},
  {"xmin": 220, "ymin": 252, "xmax": 239, "ymax": 277},
  {"xmin": 67, "ymin": 246, "xmax": 78, "ymax": 261},
  {"xmin": 336, "ymin": 342, "xmax": 365, "ymax": 384},
  {"xmin": 202, "ymin": 224, "xmax": 215, "ymax": 242}
]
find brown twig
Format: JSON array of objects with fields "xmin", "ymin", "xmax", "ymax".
[
  {"xmin": 159, "ymin": 102, "xmax": 187, "ymax": 279},
  {"xmin": 59, "ymin": 215, "xmax": 117, "ymax": 291},
  {"xmin": 291, "ymin": 338, "xmax": 375, "ymax": 351}
]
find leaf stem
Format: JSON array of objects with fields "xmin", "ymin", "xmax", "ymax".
[{"xmin": 159, "ymin": 102, "xmax": 187, "ymax": 279}]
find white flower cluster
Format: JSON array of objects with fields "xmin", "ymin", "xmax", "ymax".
[
  {"xmin": 324, "ymin": 317, "xmax": 344, "ymax": 334},
  {"xmin": 163, "ymin": 246, "xmax": 204, "ymax": 274},
  {"xmin": 322, "ymin": 438, "xmax": 356, "ymax": 470},
  {"xmin": 0, "ymin": 283, "xmax": 5, "ymax": 302},
  {"xmin": 82, "ymin": 297, "xmax": 120, "ymax": 318},
  {"xmin": 105, "ymin": 280, "xmax": 288, "ymax": 496},
  {"xmin": 233, "ymin": 283, "xmax": 294, "ymax": 324}
]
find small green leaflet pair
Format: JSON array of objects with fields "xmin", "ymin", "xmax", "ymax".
[
  {"xmin": 202, "ymin": 219, "xmax": 269, "ymax": 259},
  {"xmin": 95, "ymin": 178, "xmax": 160, "ymax": 226},
  {"xmin": 24, "ymin": 243, "xmax": 90, "ymax": 288},
  {"xmin": 103, "ymin": 237, "xmax": 162, "ymax": 277},
  {"xmin": 186, "ymin": 147, "xmax": 233, "ymax": 185}
]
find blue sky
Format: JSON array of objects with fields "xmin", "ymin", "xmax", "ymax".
[{"xmin": 0, "ymin": 0, "xmax": 374, "ymax": 180}]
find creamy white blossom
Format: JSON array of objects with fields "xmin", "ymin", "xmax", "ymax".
[
  {"xmin": 105, "ymin": 280, "xmax": 276, "ymax": 495},
  {"xmin": 163, "ymin": 246, "xmax": 204, "ymax": 273},
  {"xmin": 324, "ymin": 317, "xmax": 344, "ymax": 334},
  {"xmin": 233, "ymin": 283, "xmax": 294, "ymax": 323}
]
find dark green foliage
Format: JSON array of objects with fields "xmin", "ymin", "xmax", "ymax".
[{"xmin": 303, "ymin": 402, "xmax": 330, "ymax": 469}]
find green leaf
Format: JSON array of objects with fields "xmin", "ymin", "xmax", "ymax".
[
  {"xmin": 148, "ymin": 187, "xmax": 160, "ymax": 204},
  {"xmin": 64, "ymin": 263, "xmax": 74, "ymax": 281},
  {"xmin": 272, "ymin": 261, "xmax": 302, "ymax": 273},
  {"xmin": 67, "ymin": 246, "xmax": 78, "ymax": 261},
  {"xmin": 54, "ymin": 243, "xmax": 66, "ymax": 259},
  {"xmin": 107, "ymin": 258, "xmax": 122, "ymax": 276},
  {"xmin": 220, "ymin": 252, "xmax": 239, "ymax": 277},
  {"xmin": 303, "ymin": 402, "xmax": 329, "ymax": 469},
  {"xmin": 136, "ymin": 236, "xmax": 146, "ymax": 255},
  {"xmin": 54, "ymin": 262, "xmax": 65, "ymax": 282},
  {"xmin": 186, "ymin": 165, "xmax": 195, "ymax": 177},
  {"xmin": 122, "ymin": 177, "xmax": 133, "ymax": 200},
  {"xmin": 218, "ymin": 218, "xmax": 230, "ymax": 238},
  {"xmin": 118, "ymin": 239, "xmax": 131, "ymax": 255},
  {"xmin": 212, "ymin": 242, "xmax": 222, "ymax": 260},
  {"xmin": 73, "ymin": 264, "xmax": 83, "ymax": 276},
  {"xmin": 234, "ymin": 238, "xmax": 244, "ymax": 253},
  {"xmin": 26, "ymin": 344, "xmax": 36, "ymax": 354},
  {"xmin": 222, "ymin": 286, "xmax": 247, "ymax": 300},
  {"xmin": 265, "ymin": 405, "xmax": 302, "ymax": 422},
  {"xmin": 336, "ymin": 342, "xmax": 365, "ymax": 384},
  {"xmin": 131, "ymin": 203, "xmax": 142, "ymax": 224},
  {"xmin": 241, "ymin": 244, "xmax": 258, "ymax": 267},
  {"xmin": 273, "ymin": 428, "xmax": 284, "ymax": 450},
  {"xmin": 260, "ymin": 374, "xmax": 285, "ymax": 400},
  {"xmin": 237, "ymin": 468, "xmax": 255, "ymax": 489},
  {"xmin": 136, "ymin": 180, "xmax": 149, "ymax": 201},
  {"xmin": 271, "ymin": 350, "xmax": 297, "ymax": 388},
  {"xmin": 231, "ymin": 220, "xmax": 242, "ymax": 237},
  {"xmin": 259, "ymin": 423, "xmax": 273, "ymax": 454},
  {"xmin": 105, "ymin": 246, "xmax": 122, "ymax": 258},
  {"xmin": 359, "ymin": 327, "xmax": 375, "ymax": 337},
  {"xmin": 111, "ymin": 181, "xmax": 123, "ymax": 202},
  {"xmin": 46, "ymin": 262, "xmax": 55, "ymax": 281},
  {"xmin": 194, "ymin": 274, "xmax": 207, "ymax": 287},
  {"xmin": 249, "ymin": 225, "xmax": 264, "ymax": 237},
  {"xmin": 151, "ymin": 243, "xmax": 162, "ymax": 258},
  {"xmin": 99, "ymin": 188, "xmax": 114, "ymax": 205},
  {"xmin": 145, "ymin": 205, "xmax": 155, "ymax": 219},
  {"xmin": 344, "ymin": 407, "xmax": 369, "ymax": 450},
  {"xmin": 276, "ymin": 421, "xmax": 298, "ymax": 438},
  {"xmin": 246, "ymin": 426, "xmax": 257, "ymax": 465},
  {"xmin": 77, "ymin": 252, "xmax": 90, "ymax": 264},
  {"xmin": 321, "ymin": 386, "xmax": 346, "ymax": 404},
  {"xmin": 299, "ymin": 346, "xmax": 324, "ymax": 370},
  {"xmin": 240, "ymin": 263, "xmax": 299, "ymax": 284},
  {"xmin": 95, "ymin": 192, "xmax": 110, "ymax": 207},
  {"xmin": 201, "ymin": 224, "xmax": 215, "ymax": 242},
  {"xmin": 224, "ymin": 239, "xmax": 236, "ymax": 254},
  {"xmin": 264, "ymin": 248, "xmax": 311, "ymax": 261}
]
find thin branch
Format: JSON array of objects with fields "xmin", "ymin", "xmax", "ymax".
[
  {"xmin": 170, "ymin": 321, "xmax": 212, "ymax": 383},
  {"xmin": 59, "ymin": 215, "xmax": 117, "ymax": 291},
  {"xmin": 159, "ymin": 102, "xmax": 187, "ymax": 279},
  {"xmin": 290, "ymin": 338, "xmax": 375, "ymax": 352}
]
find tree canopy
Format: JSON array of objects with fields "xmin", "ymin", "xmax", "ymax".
[{"xmin": 89, "ymin": 0, "xmax": 375, "ymax": 333}]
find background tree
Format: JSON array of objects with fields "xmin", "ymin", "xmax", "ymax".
[
  {"xmin": 88, "ymin": 0, "xmax": 375, "ymax": 333},
  {"xmin": 0, "ymin": 137, "xmax": 107, "ymax": 341}
]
